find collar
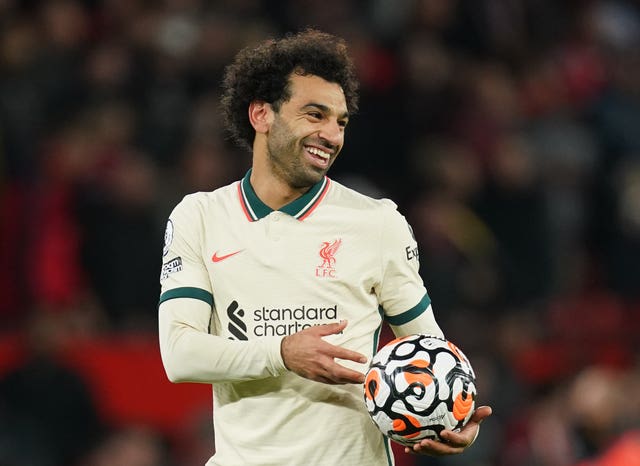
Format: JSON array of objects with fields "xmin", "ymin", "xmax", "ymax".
[{"xmin": 237, "ymin": 169, "xmax": 331, "ymax": 222}]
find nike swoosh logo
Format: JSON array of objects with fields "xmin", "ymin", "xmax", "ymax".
[{"xmin": 212, "ymin": 249, "xmax": 244, "ymax": 263}]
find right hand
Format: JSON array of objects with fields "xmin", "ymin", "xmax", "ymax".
[{"xmin": 280, "ymin": 320, "xmax": 367, "ymax": 385}]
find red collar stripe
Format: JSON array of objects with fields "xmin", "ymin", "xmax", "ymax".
[
  {"xmin": 297, "ymin": 177, "xmax": 331, "ymax": 221},
  {"xmin": 237, "ymin": 181, "xmax": 256, "ymax": 221},
  {"xmin": 237, "ymin": 176, "xmax": 330, "ymax": 222}
]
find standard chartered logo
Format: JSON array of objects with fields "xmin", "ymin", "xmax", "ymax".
[
  {"xmin": 225, "ymin": 301, "xmax": 339, "ymax": 339},
  {"xmin": 226, "ymin": 300, "xmax": 248, "ymax": 340}
]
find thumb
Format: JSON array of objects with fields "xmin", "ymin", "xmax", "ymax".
[{"xmin": 471, "ymin": 405, "xmax": 493, "ymax": 424}]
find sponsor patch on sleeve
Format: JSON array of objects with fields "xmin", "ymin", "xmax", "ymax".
[
  {"xmin": 163, "ymin": 219, "xmax": 174, "ymax": 257},
  {"xmin": 160, "ymin": 256, "xmax": 183, "ymax": 281},
  {"xmin": 405, "ymin": 244, "xmax": 419, "ymax": 263}
]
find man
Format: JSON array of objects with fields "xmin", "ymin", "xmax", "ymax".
[{"xmin": 158, "ymin": 29, "xmax": 491, "ymax": 466}]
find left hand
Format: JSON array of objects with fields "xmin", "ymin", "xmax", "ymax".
[{"xmin": 405, "ymin": 405, "xmax": 492, "ymax": 456}]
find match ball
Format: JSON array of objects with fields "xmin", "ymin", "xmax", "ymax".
[{"xmin": 364, "ymin": 334, "xmax": 477, "ymax": 446}]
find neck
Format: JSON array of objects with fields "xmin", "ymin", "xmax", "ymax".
[{"xmin": 250, "ymin": 143, "xmax": 309, "ymax": 211}]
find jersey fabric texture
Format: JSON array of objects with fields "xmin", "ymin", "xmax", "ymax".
[{"xmin": 158, "ymin": 170, "xmax": 441, "ymax": 466}]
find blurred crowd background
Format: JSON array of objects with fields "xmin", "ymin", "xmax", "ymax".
[{"xmin": 1, "ymin": 0, "xmax": 639, "ymax": 465}]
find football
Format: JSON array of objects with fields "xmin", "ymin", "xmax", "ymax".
[{"xmin": 363, "ymin": 334, "xmax": 477, "ymax": 446}]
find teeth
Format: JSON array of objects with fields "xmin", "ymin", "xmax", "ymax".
[{"xmin": 306, "ymin": 146, "xmax": 330, "ymax": 159}]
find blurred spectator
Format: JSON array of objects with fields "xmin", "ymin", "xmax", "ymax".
[
  {"xmin": 0, "ymin": 311, "xmax": 103, "ymax": 466},
  {"xmin": 79, "ymin": 148, "xmax": 163, "ymax": 329},
  {"xmin": 603, "ymin": 160, "xmax": 640, "ymax": 299},
  {"xmin": 407, "ymin": 137, "xmax": 499, "ymax": 312},
  {"xmin": 474, "ymin": 133, "xmax": 554, "ymax": 307},
  {"xmin": 81, "ymin": 426, "xmax": 174, "ymax": 466},
  {"xmin": 574, "ymin": 430, "xmax": 640, "ymax": 466}
]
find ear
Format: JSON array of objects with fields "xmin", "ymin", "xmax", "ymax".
[{"xmin": 248, "ymin": 100, "xmax": 273, "ymax": 134}]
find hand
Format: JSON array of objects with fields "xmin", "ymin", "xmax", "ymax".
[
  {"xmin": 280, "ymin": 320, "xmax": 367, "ymax": 385},
  {"xmin": 405, "ymin": 405, "xmax": 493, "ymax": 456}
]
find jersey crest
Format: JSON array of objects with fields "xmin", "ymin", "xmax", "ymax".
[{"xmin": 316, "ymin": 239, "xmax": 342, "ymax": 278}]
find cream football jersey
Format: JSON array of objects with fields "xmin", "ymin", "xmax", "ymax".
[{"xmin": 158, "ymin": 170, "xmax": 443, "ymax": 466}]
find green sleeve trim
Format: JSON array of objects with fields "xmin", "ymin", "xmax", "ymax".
[
  {"xmin": 385, "ymin": 292, "xmax": 431, "ymax": 326},
  {"xmin": 159, "ymin": 287, "xmax": 214, "ymax": 307},
  {"xmin": 373, "ymin": 306, "xmax": 385, "ymax": 355}
]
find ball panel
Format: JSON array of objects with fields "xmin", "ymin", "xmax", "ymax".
[{"xmin": 452, "ymin": 391, "xmax": 474, "ymax": 421}]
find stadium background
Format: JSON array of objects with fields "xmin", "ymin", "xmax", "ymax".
[{"xmin": 0, "ymin": 0, "xmax": 639, "ymax": 465}]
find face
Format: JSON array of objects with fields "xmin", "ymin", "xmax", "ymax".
[{"xmin": 266, "ymin": 73, "xmax": 349, "ymax": 189}]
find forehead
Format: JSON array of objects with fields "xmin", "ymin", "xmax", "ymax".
[{"xmin": 286, "ymin": 73, "xmax": 348, "ymax": 114}]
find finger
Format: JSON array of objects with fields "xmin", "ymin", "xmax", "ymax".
[
  {"xmin": 438, "ymin": 406, "xmax": 492, "ymax": 447},
  {"xmin": 405, "ymin": 405, "xmax": 494, "ymax": 455},
  {"xmin": 410, "ymin": 438, "xmax": 465, "ymax": 456},
  {"xmin": 316, "ymin": 374, "xmax": 360, "ymax": 385},
  {"xmin": 312, "ymin": 362, "xmax": 364, "ymax": 385},
  {"xmin": 438, "ymin": 429, "xmax": 472, "ymax": 448},
  {"xmin": 316, "ymin": 375, "xmax": 336, "ymax": 385},
  {"xmin": 326, "ymin": 363, "xmax": 366, "ymax": 384},
  {"xmin": 313, "ymin": 320, "xmax": 348, "ymax": 337},
  {"xmin": 470, "ymin": 405, "xmax": 493, "ymax": 423},
  {"xmin": 324, "ymin": 344, "xmax": 368, "ymax": 364}
]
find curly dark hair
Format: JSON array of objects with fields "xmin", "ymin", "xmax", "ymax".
[{"xmin": 220, "ymin": 29, "xmax": 360, "ymax": 151}]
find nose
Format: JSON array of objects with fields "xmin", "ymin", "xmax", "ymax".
[{"xmin": 318, "ymin": 119, "xmax": 343, "ymax": 148}]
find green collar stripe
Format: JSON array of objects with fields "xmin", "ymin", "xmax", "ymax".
[
  {"xmin": 293, "ymin": 177, "xmax": 329, "ymax": 219},
  {"xmin": 236, "ymin": 182, "xmax": 254, "ymax": 221},
  {"xmin": 285, "ymin": 176, "xmax": 327, "ymax": 218},
  {"xmin": 384, "ymin": 292, "xmax": 431, "ymax": 326},
  {"xmin": 241, "ymin": 173, "xmax": 270, "ymax": 220},
  {"xmin": 239, "ymin": 169, "xmax": 328, "ymax": 221},
  {"xmin": 159, "ymin": 287, "xmax": 214, "ymax": 307}
]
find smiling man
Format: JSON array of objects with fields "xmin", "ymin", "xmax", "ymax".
[
  {"xmin": 158, "ymin": 29, "xmax": 490, "ymax": 466},
  {"xmin": 249, "ymin": 72, "xmax": 348, "ymax": 204}
]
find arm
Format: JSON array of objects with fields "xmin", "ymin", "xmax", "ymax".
[
  {"xmin": 158, "ymin": 297, "xmax": 286, "ymax": 383},
  {"xmin": 159, "ymin": 297, "xmax": 366, "ymax": 384},
  {"xmin": 389, "ymin": 302, "xmax": 492, "ymax": 455},
  {"xmin": 389, "ymin": 303, "xmax": 444, "ymax": 339},
  {"xmin": 158, "ymin": 194, "xmax": 365, "ymax": 385},
  {"xmin": 376, "ymin": 203, "xmax": 492, "ymax": 455},
  {"xmin": 158, "ymin": 195, "xmax": 286, "ymax": 384}
]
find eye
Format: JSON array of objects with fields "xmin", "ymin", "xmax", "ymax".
[
  {"xmin": 308, "ymin": 112, "xmax": 322, "ymax": 120},
  {"xmin": 338, "ymin": 119, "xmax": 348, "ymax": 129}
]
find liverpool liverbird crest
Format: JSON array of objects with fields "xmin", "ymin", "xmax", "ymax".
[{"xmin": 316, "ymin": 239, "xmax": 342, "ymax": 278}]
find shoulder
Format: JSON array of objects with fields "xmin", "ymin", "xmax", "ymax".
[
  {"xmin": 327, "ymin": 178, "xmax": 399, "ymax": 214},
  {"xmin": 326, "ymin": 179, "xmax": 407, "ymax": 233},
  {"xmin": 171, "ymin": 181, "xmax": 239, "ymax": 218},
  {"xmin": 327, "ymin": 180, "xmax": 415, "ymax": 244}
]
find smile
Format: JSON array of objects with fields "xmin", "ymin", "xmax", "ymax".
[{"xmin": 305, "ymin": 145, "xmax": 331, "ymax": 161}]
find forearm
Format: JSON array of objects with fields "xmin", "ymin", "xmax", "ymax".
[{"xmin": 158, "ymin": 298, "xmax": 287, "ymax": 383}]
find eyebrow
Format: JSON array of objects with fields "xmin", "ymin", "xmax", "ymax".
[{"xmin": 302, "ymin": 103, "xmax": 349, "ymax": 120}]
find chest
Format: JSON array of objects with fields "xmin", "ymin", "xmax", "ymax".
[
  {"xmin": 199, "ymin": 205, "xmax": 385, "ymax": 342},
  {"xmin": 202, "ymin": 211, "xmax": 379, "ymax": 301}
]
